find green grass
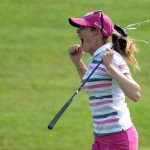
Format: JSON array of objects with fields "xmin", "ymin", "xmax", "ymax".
[{"xmin": 0, "ymin": 0, "xmax": 150, "ymax": 149}]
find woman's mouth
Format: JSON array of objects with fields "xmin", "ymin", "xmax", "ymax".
[{"xmin": 80, "ymin": 38, "xmax": 84, "ymax": 45}]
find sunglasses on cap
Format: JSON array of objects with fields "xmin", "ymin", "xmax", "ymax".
[{"xmin": 93, "ymin": 10, "xmax": 104, "ymax": 33}]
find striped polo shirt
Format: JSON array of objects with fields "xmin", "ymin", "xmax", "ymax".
[{"xmin": 82, "ymin": 43, "xmax": 133, "ymax": 136}]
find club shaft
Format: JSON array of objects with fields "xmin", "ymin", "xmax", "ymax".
[{"xmin": 48, "ymin": 60, "xmax": 102, "ymax": 130}]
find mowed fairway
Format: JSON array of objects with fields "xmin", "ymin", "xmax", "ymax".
[{"xmin": 0, "ymin": 0, "xmax": 149, "ymax": 149}]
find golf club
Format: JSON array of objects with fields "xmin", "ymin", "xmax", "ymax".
[{"xmin": 48, "ymin": 24, "xmax": 127, "ymax": 130}]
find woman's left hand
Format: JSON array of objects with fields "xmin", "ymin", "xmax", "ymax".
[{"xmin": 101, "ymin": 48, "xmax": 114, "ymax": 69}]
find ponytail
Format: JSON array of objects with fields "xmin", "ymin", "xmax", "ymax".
[{"xmin": 112, "ymin": 33, "xmax": 140, "ymax": 70}]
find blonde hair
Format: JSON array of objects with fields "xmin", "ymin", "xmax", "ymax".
[{"xmin": 112, "ymin": 33, "xmax": 140, "ymax": 70}]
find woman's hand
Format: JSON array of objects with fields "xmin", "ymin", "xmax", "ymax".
[
  {"xmin": 68, "ymin": 44, "xmax": 84, "ymax": 65},
  {"xmin": 101, "ymin": 48, "xmax": 114, "ymax": 70},
  {"xmin": 68, "ymin": 44, "xmax": 87, "ymax": 79}
]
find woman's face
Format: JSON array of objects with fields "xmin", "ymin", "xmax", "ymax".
[{"xmin": 77, "ymin": 26, "xmax": 96, "ymax": 55}]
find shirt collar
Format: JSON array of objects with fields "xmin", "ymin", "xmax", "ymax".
[
  {"xmin": 92, "ymin": 42, "xmax": 113, "ymax": 58},
  {"xmin": 88, "ymin": 43, "xmax": 113, "ymax": 63}
]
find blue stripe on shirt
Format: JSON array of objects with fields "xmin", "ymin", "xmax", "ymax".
[
  {"xmin": 89, "ymin": 95, "xmax": 113, "ymax": 100},
  {"xmin": 93, "ymin": 111, "xmax": 118, "ymax": 119}
]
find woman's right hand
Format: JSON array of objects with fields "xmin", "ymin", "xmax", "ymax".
[
  {"xmin": 68, "ymin": 44, "xmax": 84, "ymax": 65},
  {"xmin": 68, "ymin": 44, "xmax": 87, "ymax": 78}
]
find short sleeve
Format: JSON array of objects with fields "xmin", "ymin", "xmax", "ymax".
[{"xmin": 112, "ymin": 51, "xmax": 130, "ymax": 74}]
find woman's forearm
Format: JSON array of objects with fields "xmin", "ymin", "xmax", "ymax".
[
  {"xmin": 107, "ymin": 64, "xmax": 141, "ymax": 102},
  {"xmin": 74, "ymin": 60, "xmax": 87, "ymax": 79}
]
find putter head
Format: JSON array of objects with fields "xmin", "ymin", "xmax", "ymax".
[{"xmin": 114, "ymin": 24, "xmax": 127, "ymax": 37}]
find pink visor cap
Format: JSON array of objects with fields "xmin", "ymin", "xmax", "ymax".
[{"xmin": 69, "ymin": 11, "xmax": 114, "ymax": 37}]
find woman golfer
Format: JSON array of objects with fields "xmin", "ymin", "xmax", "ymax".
[{"xmin": 68, "ymin": 10, "xmax": 141, "ymax": 150}]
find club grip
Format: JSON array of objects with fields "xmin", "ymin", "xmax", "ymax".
[{"xmin": 48, "ymin": 99, "xmax": 72, "ymax": 130}]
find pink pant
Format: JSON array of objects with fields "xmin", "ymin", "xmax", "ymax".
[{"xmin": 92, "ymin": 126, "xmax": 138, "ymax": 150}]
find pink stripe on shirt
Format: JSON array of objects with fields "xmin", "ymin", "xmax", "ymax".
[
  {"xmin": 89, "ymin": 66, "xmax": 106, "ymax": 72},
  {"xmin": 83, "ymin": 83, "xmax": 112, "ymax": 89},
  {"xmin": 89, "ymin": 100, "xmax": 113, "ymax": 106},
  {"xmin": 94, "ymin": 118, "xmax": 119, "ymax": 124}
]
